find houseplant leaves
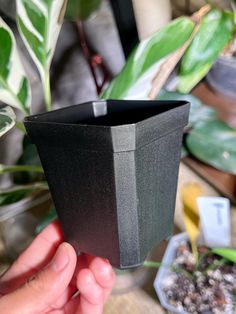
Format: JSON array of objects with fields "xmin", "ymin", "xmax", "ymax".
[
  {"xmin": 177, "ymin": 8, "xmax": 234, "ymax": 93},
  {"xmin": 0, "ymin": 18, "xmax": 31, "ymax": 114},
  {"xmin": 0, "ymin": 106, "xmax": 16, "ymax": 138},
  {"xmin": 101, "ymin": 17, "xmax": 195, "ymax": 100},
  {"xmin": 66, "ymin": 0, "xmax": 101, "ymax": 20},
  {"xmin": 212, "ymin": 248, "xmax": 236, "ymax": 263},
  {"xmin": 0, "ymin": 182, "xmax": 48, "ymax": 206},
  {"xmin": 186, "ymin": 119, "xmax": 236, "ymax": 175},
  {"xmin": 16, "ymin": 0, "xmax": 67, "ymax": 111}
]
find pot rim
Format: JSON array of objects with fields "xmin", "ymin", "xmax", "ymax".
[
  {"xmin": 154, "ymin": 232, "xmax": 189, "ymax": 314},
  {"xmin": 216, "ymin": 55, "xmax": 236, "ymax": 68}
]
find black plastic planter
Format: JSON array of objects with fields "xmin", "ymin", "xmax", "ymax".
[{"xmin": 24, "ymin": 100, "xmax": 190, "ymax": 269}]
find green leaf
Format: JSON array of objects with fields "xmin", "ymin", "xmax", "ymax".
[
  {"xmin": 158, "ymin": 90, "xmax": 217, "ymax": 127},
  {"xmin": 0, "ymin": 106, "xmax": 16, "ymax": 138},
  {"xmin": 231, "ymin": 0, "xmax": 236, "ymax": 23},
  {"xmin": 178, "ymin": 9, "xmax": 234, "ymax": 93},
  {"xmin": 212, "ymin": 248, "xmax": 236, "ymax": 263},
  {"xmin": 66, "ymin": 0, "xmax": 101, "ymax": 20},
  {"xmin": 0, "ymin": 182, "xmax": 48, "ymax": 206},
  {"xmin": 13, "ymin": 135, "xmax": 43, "ymax": 184},
  {"xmin": 186, "ymin": 119, "xmax": 236, "ymax": 174},
  {"xmin": 0, "ymin": 189, "xmax": 31, "ymax": 206},
  {"xmin": 101, "ymin": 17, "xmax": 195, "ymax": 100},
  {"xmin": 0, "ymin": 27, "xmax": 12, "ymax": 79},
  {"xmin": 0, "ymin": 18, "xmax": 31, "ymax": 114},
  {"xmin": 0, "ymin": 164, "xmax": 44, "ymax": 174},
  {"xmin": 22, "ymin": 0, "xmax": 46, "ymax": 37},
  {"xmin": 36, "ymin": 207, "xmax": 57, "ymax": 234},
  {"xmin": 17, "ymin": 17, "xmax": 45, "ymax": 66},
  {"xmin": 16, "ymin": 0, "xmax": 67, "ymax": 110}
]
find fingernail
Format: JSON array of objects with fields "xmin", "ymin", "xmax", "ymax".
[
  {"xmin": 103, "ymin": 258, "xmax": 110, "ymax": 264},
  {"xmin": 51, "ymin": 243, "xmax": 69, "ymax": 272}
]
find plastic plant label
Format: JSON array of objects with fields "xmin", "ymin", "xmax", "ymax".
[{"xmin": 197, "ymin": 197, "xmax": 231, "ymax": 248}]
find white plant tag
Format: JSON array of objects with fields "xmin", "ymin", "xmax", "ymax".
[{"xmin": 197, "ymin": 197, "xmax": 231, "ymax": 248}]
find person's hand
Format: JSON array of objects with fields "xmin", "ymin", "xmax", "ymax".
[{"xmin": 0, "ymin": 220, "xmax": 116, "ymax": 314}]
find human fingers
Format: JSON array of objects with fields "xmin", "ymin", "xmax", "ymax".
[
  {"xmin": 89, "ymin": 257, "xmax": 116, "ymax": 302},
  {"xmin": 75, "ymin": 268, "xmax": 104, "ymax": 314},
  {"xmin": 0, "ymin": 242, "xmax": 76, "ymax": 314},
  {"xmin": 0, "ymin": 220, "xmax": 63, "ymax": 293}
]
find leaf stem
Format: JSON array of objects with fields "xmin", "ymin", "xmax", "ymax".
[
  {"xmin": 0, "ymin": 164, "xmax": 44, "ymax": 174},
  {"xmin": 15, "ymin": 121, "xmax": 26, "ymax": 134},
  {"xmin": 0, "ymin": 76, "xmax": 29, "ymax": 115},
  {"xmin": 144, "ymin": 261, "xmax": 194, "ymax": 280},
  {"xmin": 204, "ymin": 258, "xmax": 227, "ymax": 274},
  {"xmin": 0, "ymin": 182, "xmax": 49, "ymax": 193},
  {"xmin": 44, "ymin": 71, "xmax": 52, "ymax": 112}
]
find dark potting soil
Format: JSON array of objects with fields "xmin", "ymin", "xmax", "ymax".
[{"xmin": 161, "ymin": 241, "xmax": 236, "ymax": 313}]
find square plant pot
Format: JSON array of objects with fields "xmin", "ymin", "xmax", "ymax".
[{"xmin": 24, "ymin": 99, "xmax": 190, "ymax": 269}]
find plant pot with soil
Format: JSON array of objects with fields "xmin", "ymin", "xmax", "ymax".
[{"xmin": 154, "ymin": 232, "xmax": 236, "ymax": 314}]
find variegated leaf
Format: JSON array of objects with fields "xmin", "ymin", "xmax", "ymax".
[
  {"xmin": 0, "ymin": 106, "xmax": 16, "ymax": 137},
  {"xmin": 0, "ymin": 18, "xmax": 31, "ymax": 114},
  {"xmin": 177, "ymin": 9, "xmax": 234, "ymax": 93},
  {"xmin": 16, "ymin": 0, "xmax": 67, "ymax": 110},
  {"xmin": 101, "ymin": 17, "xmax": 195, "ymax": 100}
]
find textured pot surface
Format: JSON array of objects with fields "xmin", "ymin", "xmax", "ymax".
[{"xmin": 25, "ymin": 100, "xmax": 189, "ymax": 268}]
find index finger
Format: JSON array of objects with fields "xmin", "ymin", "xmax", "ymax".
[{"xmin": 0, "ymin": 220, "xmax": 63, "ymax": 293}]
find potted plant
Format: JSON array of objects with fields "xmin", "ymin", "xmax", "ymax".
[
  {"xmin": 153, "ymin": 232, "xmax": 236, "ymax": 313},
  {"xmin": 146, "ymin": 183, "xmax": 236, "ymax": 313}
]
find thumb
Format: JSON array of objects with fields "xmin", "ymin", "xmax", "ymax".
[{"xmin": 0, "ymin": 243, "xmax": 77, "ymax": 314}]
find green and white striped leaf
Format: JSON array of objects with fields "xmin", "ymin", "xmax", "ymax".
[
  {"xmin": 0, "ymin": 106, "xmax": 16, "ymax": 138},
  {"xmin": 177, "ymin": 9, "xmax": 234, "ymax": 94},
  {"xmin": 101, "ymin": 17, "xmax": 195, "ymax": 100},
  {"xmin": 0, "ymin": 18, "xmax": 31, "ymax": 114},
  {"xmin": 16, "ymin": 0, "xmax": 67, "ymax": 110}
]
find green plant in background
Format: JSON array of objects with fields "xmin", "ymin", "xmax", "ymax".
[
  {"xmin": 66, "ymin": 0, "xmax": 101, "ymax": 20},
  {"xmin": 0, "ymin": 1, "xmax": 236, "ymax": 217},
  {"xmin": 0, "ymin": 106, "xmax": 16, "ymax": 137},
  {"xmin": 17, "ymin": 0, "xmax": 67, "ymax": 111},
  {"xmin": 0, "ymin": 1, "xmax": 197, "ymax": 208},
  {"xmin": 177, "ymin": 8, "xmax": 234, "ymax": 93},
  {"xmin": 0, "ymin": 0, "xmax": 67, "ymax": 206},
  {"xmin": 0, "ymin": 17, "xmax": 30, "ymax": 116}
]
